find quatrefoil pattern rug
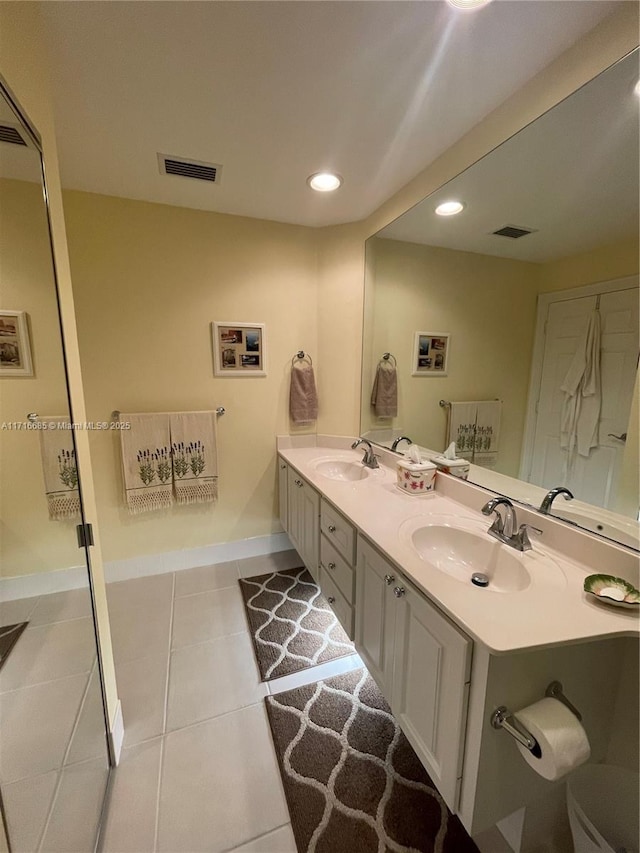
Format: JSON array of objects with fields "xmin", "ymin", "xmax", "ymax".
[
  {"xmin": 239, "ymin": 567, "xmax": 355, "ymax": 681},
  {"xmin": 266, "ymin": 668, "xmax": 479, "ymax": 853}
]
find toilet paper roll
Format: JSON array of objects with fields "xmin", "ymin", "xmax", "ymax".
[{"xmin": 514, "ymin": 697, "xmax": 590, "ymax": 781}]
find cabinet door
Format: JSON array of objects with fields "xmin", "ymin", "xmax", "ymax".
[
  {"xmin": 299, "ymin": 478, "xmax": 320, "ymax": 582},
  {"xmin": 278, "ymin": 458, "xmax": 288, "ymax": 532},
  {"xmin": 391, "ymin": 581, "xmax": 472, "ymax": 812},
  {"xmin": 355, "ymin": 537, "xmax": 397, "ymax": 696},
  {"xmin": 286, "ymin": 466, "xmax": 303, "ymax": 550}
]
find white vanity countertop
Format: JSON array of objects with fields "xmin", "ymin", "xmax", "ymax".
[{"xmin": 278, "ymin": 443, "xmax": 639, "ymax": 655}]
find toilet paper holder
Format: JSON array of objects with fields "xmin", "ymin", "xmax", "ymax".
[{"xmin": 491, "ymin": 680, "xmax": 582, "ymax": 755}]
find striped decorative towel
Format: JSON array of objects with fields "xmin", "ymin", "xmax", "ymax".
[
  {"xmin": 170, "ymin": 412, "xmax": 218, "ymax": 505},
  {"xmin": 39, "ymin": 416, "xmax": 81, "ymax": 521},
  {"xmin": 120, "ymin": 414, "xmax": 173, "ymax": 514}
]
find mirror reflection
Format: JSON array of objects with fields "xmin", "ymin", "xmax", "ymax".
[
  {"xmin": 361, "ymin": 50, "xmax": 639, "ymax": 551},
  {"xmin": 0, "ymin": 88, "xmax": 110, "ymax": 850}
]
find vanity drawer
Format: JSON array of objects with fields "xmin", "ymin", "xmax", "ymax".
[
  {"xmin": 319, "ymin": 565, "xmax": 354, "ymax": 640},
  {"xmin": 320, "ymin": 534, "xmax": 354, "ymax": 605},
  {"xmin": 320, "ymin": 500, "xmax": 355, "ymax": 564}
]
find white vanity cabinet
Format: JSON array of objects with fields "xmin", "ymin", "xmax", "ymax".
[
  {"xmin": 355, "ymin": 535, "xmax": 472, "ymax": 811},
  {"xmin": 281, "ymin": 462, "xmax": 320, "ymax": 582},
  {"xmin": 318, "ymin": 499, "xmax": 356, "ymax": 638}
]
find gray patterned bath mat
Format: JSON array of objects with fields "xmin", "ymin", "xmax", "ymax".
[
  {"xmin": 0, "ymin": 623, "xmax": 28, "ymax": 671},
  {"xmin": 265, "ymin": 668, "xmax": 479, "ymax": 853},
  {"xmin": 239, "ymin": 567, "xmax": 354, "ymax": 682}
]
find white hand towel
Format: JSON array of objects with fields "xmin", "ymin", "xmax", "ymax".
[
  {"xmin": 289, "ymin": 362, "xmax": 318, "ymax": 425},
  {"xmin": 560, "ymin": 310, "xmax": 601, "ymax": 461},
  {"xmin": 474, "ymin": 401, "xmax": 502, "ymax": 466},
  {"xmin": 39, "ymin": 417, "xmax": 81, "ymax": 520},
  {"xmin": 120, "ymin": 414, "xmax": 173, "ymax": 514},
  {"xmin": 447, "ymin": 402, "xmax": 477, "ymax": 460},
  {"xmin": 170, "ymin": 412, "xmax": 218, "ymax": 505},
  {"xmin": 371, "ymin": 361, "xmax": 398, "ymax": 418}
]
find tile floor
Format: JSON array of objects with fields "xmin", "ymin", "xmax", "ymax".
[
  {"xmin": 0, "ymin": 586, "xmax": 110, "ymax": 853},
  {"xmin": 2, "ymin": 551, "xmax": 509, "ymax": 853},
  {"xmin": 101, "ymin": 548, "xmax": 366, "ymax": 853}
]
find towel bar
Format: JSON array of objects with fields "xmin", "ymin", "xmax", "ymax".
[
  {"xmin": 439, "ymin": 398, "xmax": 501, "ymax": 408},
  {"xmin": 111, "ymin": 408, "xmax": 225, "ymax": 420}
]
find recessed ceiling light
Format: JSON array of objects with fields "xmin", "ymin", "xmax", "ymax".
[
  {"xmin": 307, "ymin": 172, "xmax": 343, "ymax": 192},
  {"xmin": 435, "ymin": 201, "xmax": 465, "ymax": 217},
  {"xmin": 446, "ymin": 0, "xmax": 493, "ymax": 9}
]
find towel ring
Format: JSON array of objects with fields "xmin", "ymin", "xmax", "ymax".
[
  {"xmin": 292, "ymin": 351, "xmax": 313, "ymax": 366},
  {"xmin": 381, "ymin": 352, "xmax": 396, "ymax": 367}
]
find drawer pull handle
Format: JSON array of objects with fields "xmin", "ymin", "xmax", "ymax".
[
  {"xmin": 328, "ymin": 524, "xmax": 337, "ymax": 533},
  {"xmin": 294, "ymin": 479, "xmax": 303, "ymax": 488},
  {"xmin": 384, "ymin": 574, "xmax": 396, "ymax": 585},
  {"xmin": 328, "ymin": 562, "xmax": 336, "ymax": 570},
  {"xmin": 327, "ymin": 596, "xmax": 336, "ymax": 604},
  {"xmin": 393, "ymin": 586, "xmax": 406, "ymax": 598},
  {"xmin": 280, "ymin": 464, "xmax": 286, "ymax": 469}
]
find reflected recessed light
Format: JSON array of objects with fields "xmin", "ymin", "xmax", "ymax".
[
  {"xmin": 446, "ymin": 0, "xmax": 493, "ymax": 9},
  {"xmin": 435, "ymin": 201, "xmax": 465, "ymax": 216},
  {"xmin": 635, "ymin": 80, "xmax": 640, "ymax": 97},
  {"xmin": 307, "ymin": 172, "xmax": 343, "ymax": 192}
]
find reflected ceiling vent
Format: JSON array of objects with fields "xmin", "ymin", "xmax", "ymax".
[
  {"xmin": 0, "ymin": 124, "xmax": 28, "ymax": 147},
  {"xmin": 492, "ymin": 224, "xmax": 536, "ymax": 239},
  {"xmin": 158, "ymin": 153, "xmax": 222, "ymax": 184}
]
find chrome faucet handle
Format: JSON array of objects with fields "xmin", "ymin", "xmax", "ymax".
[
  {"xmin": 481, "ymin": 497, "xmax": 515, "ymax": 538},
  {"xmin": 516, "ymin": 523, "xmax": 542, "ymax": 552}
]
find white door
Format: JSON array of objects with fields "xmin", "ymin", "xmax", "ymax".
[
  {"xmin": 528, "ymin": 286, "xmax": 639, "ymax": 508},
  {"xmin": 391, "ymin": 581, "xmax": 471, "ymax": 812}
]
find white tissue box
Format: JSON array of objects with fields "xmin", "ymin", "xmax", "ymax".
[
  {"xmin": 396, "ymin": 459, "xmax": 436, "ymax": 494},
  {"xmin": 431, "ymin": 456, "xmax": 470, "ymax": 479}
]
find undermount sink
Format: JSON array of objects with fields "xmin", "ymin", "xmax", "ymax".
[
  {"xmin": 398, "ymin": 515, "xmax": 538, "ymax": 593},
  {"xmin": 313, "ymin": 458, "xmax": 371, "ymax": 482}
]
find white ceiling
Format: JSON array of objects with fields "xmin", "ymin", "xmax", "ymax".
[
  {"xmin": 39, "ymin": 1, "xmax": 622, "ymax": 227},
  {"xmin": 378, "ymin": 50, "xmax": 639, "ymax": 262}
]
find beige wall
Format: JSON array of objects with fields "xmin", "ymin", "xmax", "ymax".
[
  {"xmin": 0, "ymin": 178, "xmax": 81, "ymax": 577},
  {"xmin": 538, "ymin": 235, "xmax": 639, "ymax": 292},
  {"xmin": 0, "ymin": 2, "xmax": 119, "ymax": 730},
  {"xmin": 362, "ymin": 238, "xmax": 540, "ymax": 476},
  {"xmin": 63, "ymin": 190, "xmax": 318, "ymax": 563}
]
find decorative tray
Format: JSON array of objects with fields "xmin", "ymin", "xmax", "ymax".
[{"xmin": 584, "ymin": 574, "xmax": 640, "ymax": 609}]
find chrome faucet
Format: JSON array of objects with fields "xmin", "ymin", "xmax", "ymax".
[
  {"xmin": 391, "ymin": 436, "xmax": 413, "ymax": 452},
  {"xmin": 539, "ymin": 487, "xmax": 574, "ymax": 515},
  {"xmin": 481, "ymin": 496, "xmax": 542, "ymax": 552},
  {"xmin": 351, "ymin": 438, "xmax": 379, "ymax": 469}
]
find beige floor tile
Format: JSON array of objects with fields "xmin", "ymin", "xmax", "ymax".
[
  {"xmin": 0, "ymin": 674, "xmax": 87, "ymax": 783},
  {"xmin": 237, "ymin": 550, "xmax": 302, "ymax": 579},
  {"xmin": 0, "ymin": 618, "xmax": 96, "ymax": 692},
  {"xmin": 2, "ymin": 770, "xmax": 58, "ymax": 853},
  {"xmin": 0, "ymin": 597, "xmax": 40, "ymax": 627},
  {"xmin": 107, "ymin": 572, "xmax": 173, "ymax": 621},
  {"xmin": 110, "ymin": 608, "xmax": 171, "ymax": 667},
  {"xmin": 174, "ymin": 560, "xmax": 240, "ymax": 597},
  {"xmin": 65, "ymin": 667, "xmax": 110, "ymax": 765},
  {"xmin": 116, "ymin": 653, "xmax": 168, "ymax": 747},
  {"xmin": 171, "ymin": 585, "xmax": 247, "ymax": 649},
  {"xmin": 157, "ymin": 704, "xmax": 288, "ymax": 853},
  {"xmin": 28, "ymin": 587, "xmax": 92, "ymax": 627},
  {"xmin": 100, "ymin": 739, "xmax": 162, "ymax": 853},
  {"xmin": 40, "ymin": 757, "xmax": 110, "ymax": 853},
  {"xmin": 229, "ymin": 824, "xmax": 297, "ymax": 853},
  {"xmin": 167, "ymin": 633, "xmax": 267, "ymax": 731}
]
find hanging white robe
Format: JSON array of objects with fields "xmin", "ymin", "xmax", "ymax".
[{"xmin": 560, "ymin": 310, "xmax": 601, "ymax": 465}]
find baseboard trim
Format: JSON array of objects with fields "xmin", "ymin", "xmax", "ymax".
[{"xmin": 0, "ymin": 531, "xmax": 293, "ymax": 600}]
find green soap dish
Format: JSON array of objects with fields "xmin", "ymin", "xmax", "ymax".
[{"xmin": 584, "ymin": 574, "xmax": 640, "ymax": 609}]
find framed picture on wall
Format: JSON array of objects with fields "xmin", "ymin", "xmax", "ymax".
[
  {"xmin": 212, "ymin": 322, "xmax": 266, "ymax": 376},
  {"xmin": 412, "ymin": 332, "xmax": 450, "ymax": 376},
  {"xmin": 0, "ymin": 311, "xmax": 33, "ymax": 377}
]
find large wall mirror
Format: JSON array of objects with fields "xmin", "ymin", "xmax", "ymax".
[
  {"xmin": 361, "ymin": 49, "xmax": 639, "ymax": 552},
  {"xmin": 0, "ymin": 83, "xmax": 111, "ymax": 849}
]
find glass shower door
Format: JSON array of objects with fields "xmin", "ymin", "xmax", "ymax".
[{"xmin": 0, "ymin": 84, "xmax": 111, "ymax": 851}]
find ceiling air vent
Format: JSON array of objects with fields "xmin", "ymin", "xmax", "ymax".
[
  {"xmin": 492, "ymin": 224, "xmax": 536, "ymax": 239},
  {"xmin": 158, "ymin": 153, "xmax": 222, "ymax": 184},
  {"xmin": 0, "ymin": 124, "xmax": 28, "ymax": 147}
]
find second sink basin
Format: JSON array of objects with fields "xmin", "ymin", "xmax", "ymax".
[{"xmin": 313, "ymin": 458, "xmax": 371, "ymax": 482}]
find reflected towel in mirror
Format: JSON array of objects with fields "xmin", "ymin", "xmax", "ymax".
[{"xmin": 371, "ymin": 361, "xmax": 397, "ymax": 418}]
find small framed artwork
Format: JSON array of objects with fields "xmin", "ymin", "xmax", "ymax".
[
  {"xmin": 412, "ymin": 332, "xmax": 450, "ymax": 376},
  {"xmin": 0, "ymin": 311, "xmax": 33, "ymax": 377},
  {"xmin": 212, "ymin": 322, "xmax": 266, "ymax": 376}
]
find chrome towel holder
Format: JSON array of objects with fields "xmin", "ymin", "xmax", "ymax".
[
  {"xmin": 491, "ymin": 680, "xmax": 582, "ymax": 755},
  {"xmin": 111, "ymin": 407, "xmax": 225, "ymax": 420},
  {"xmin": 292, "ymin": 351, "xmax": 313, "ymax": 366},
  {"xmin": 380, "ymin": 352, "xmax": 396, "ymax": 367}
]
